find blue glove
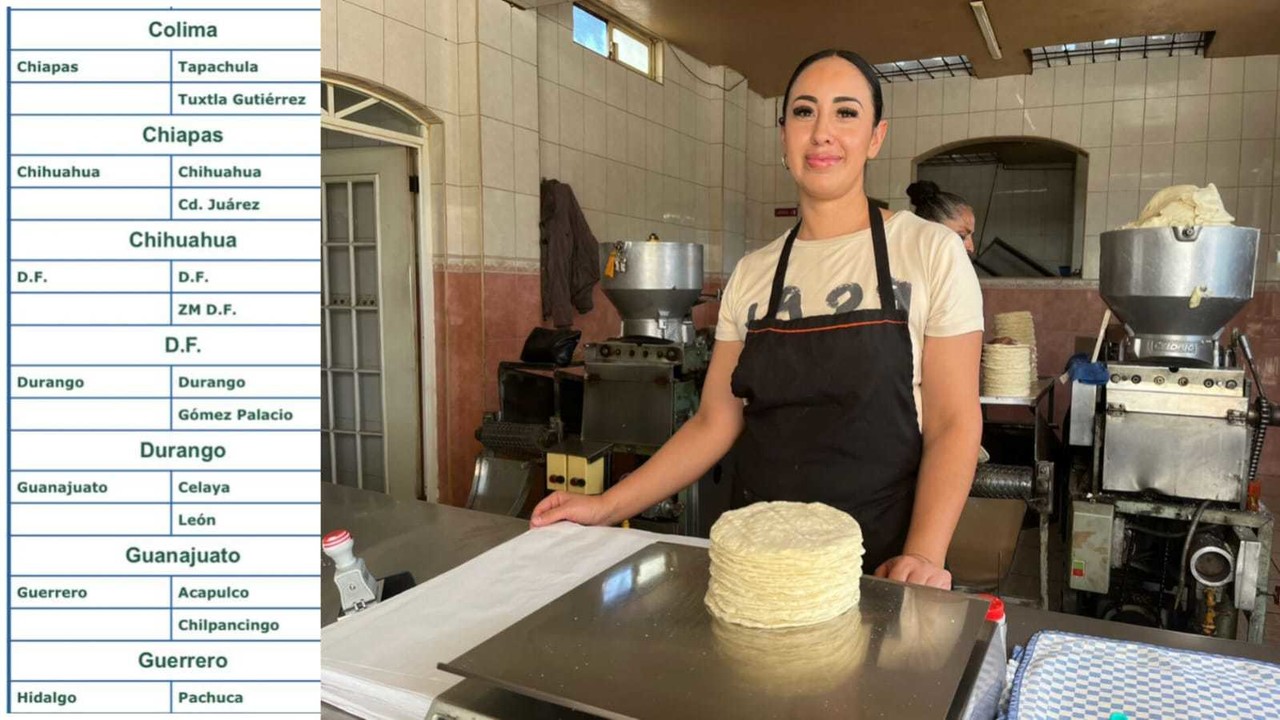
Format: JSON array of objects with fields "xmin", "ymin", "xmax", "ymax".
[{"xmin": 1065, "ymin": 352, "xmax": 1108, "ymax": 385}]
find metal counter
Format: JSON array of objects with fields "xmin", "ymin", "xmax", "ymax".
[
  {"xmin": 1006, "ymin": 603, "xmax": 1280, "ymax": 665},
  {"xmin": 442, "ymin": 542, "xmax": 992, "ymax": 720},
  {"xmin": 322, "ymin": 484, "xmax": 1280, "ymax": 719}
]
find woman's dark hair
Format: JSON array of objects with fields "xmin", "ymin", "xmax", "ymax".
[
  {"xmin": 779, "ymin": 49, "xmax": 884, "ymax": 125},
  {"xmin": 906, "ymin": 180, "xmax": 970, "ymax": 223}
]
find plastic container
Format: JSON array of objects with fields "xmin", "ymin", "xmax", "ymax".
[{"xmin": 958, "ymin": 594, "xmax": 1009, "ymax": 720}]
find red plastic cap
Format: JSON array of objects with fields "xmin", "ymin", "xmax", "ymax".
[
  {"xmin": 978, "ymin": 593, "xmax": 1005, "ymax": 622},
  {"xmin": 322, "ymin": 529, "xmax": 352, "ymax": 548}
]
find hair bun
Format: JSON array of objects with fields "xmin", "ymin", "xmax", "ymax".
[{"xmin": 906, "ymin": 180, "xmax": 940, "ymax": 205}]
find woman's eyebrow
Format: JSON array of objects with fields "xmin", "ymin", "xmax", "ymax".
[{"xmin": 791, "ymin": 94, "xmax": 863, "ymax": 106}]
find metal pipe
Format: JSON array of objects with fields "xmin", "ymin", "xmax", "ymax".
[
  {"xmin": 1175, "ymin": 500, "xmax": 1212, "ymax": 611},
  {"xmin": 1188, "ymin": 531, "xmax": 1235, "ymax": 588}
]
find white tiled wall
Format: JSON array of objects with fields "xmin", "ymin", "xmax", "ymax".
[
  {"xmin": 746, "ymin": 54, "xmax": 1280, "ymax": 279},
  {"xmin": 324, "ymin": 0, "xmax": 540, "ymax": 270},
  {"xmin": 744, "ymin": 92, "xmax": 799, "ymax": 252},
  {"xmin": 535, "ymin": 2, "xmax": 740, "ymax": 274},
  {"xmin": 327, "ymin": 0, "xmax": 1280, "ymax": 281},
  {"xmin": 327, "ymin": 0, "xmax": 765, "ymax": 276},
  {"xmin": 471, "ymin": 0, "xmax": 540, "ymax": 267}
]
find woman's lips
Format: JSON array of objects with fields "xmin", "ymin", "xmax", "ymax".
[{"xmin": 805, "ymin": 155, "xmax": 842, "ymax": 169}]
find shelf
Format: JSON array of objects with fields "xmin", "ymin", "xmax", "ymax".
[{"xmin": 981, "ymin": 376, "xmax": 1056, "ymax": 407}]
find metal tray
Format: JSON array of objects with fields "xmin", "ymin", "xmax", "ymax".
[{"xmin": 442, "ymin": 542, "xmax": 993, "ymax": 719}]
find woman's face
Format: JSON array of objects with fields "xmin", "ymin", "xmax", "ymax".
[
  {"xmin": 780, "ymin": 56, "xmax": 888, "ymax": 203},
  {"xmin": 942, "ymin": 206, "xmax": 976, "ymax": 256}
]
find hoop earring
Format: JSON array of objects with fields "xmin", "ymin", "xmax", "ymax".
[{"xmin": 781, "ymin": 155, "xmax": 789, "ymax": 170}]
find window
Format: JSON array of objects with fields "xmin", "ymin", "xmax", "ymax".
[
  {"xmin": 572, "ymin": 5, "xmax": 607, "ymax": 56},
  {"xmin": 1029, "ymin": 32, "xmax": 1210, "ymax": 68},
  {"xmin": 874, "ymin": 56, "xmax": 973, "ymax": 83},
  {"xmin": 573, "ymin": 3, "xmax": 658, "ymax": 78}
]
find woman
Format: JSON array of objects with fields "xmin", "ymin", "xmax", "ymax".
[
  {"xmin": 907, "ymin": 179, "xmax": 976, "ymax": 258},
  {"xmin": 531, "ymin": 49, "xmax": 984, "ymax": 590}
]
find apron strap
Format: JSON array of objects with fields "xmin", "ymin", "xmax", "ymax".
[
  {"xmin": 765, "ymin": 198, "xmax": 895, "ymax": 318},
  {"xmin": 765, "ymin": 222, "xmax": 802, "ymax": 320},
  {"xmin": 867, "ymin": 200, "xmax": 896, "ymax": 311}
]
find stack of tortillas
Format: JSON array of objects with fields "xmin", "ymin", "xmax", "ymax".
[
  {"xmin": 705, "ymin": 501, "xmax": 864, "ymax": 629},
  {"xmin": 983, "ymin": 311, "xmax": 1037, "ymax": 395},
  {"xmin": 982, "ymin": 342, "xmax": 1033, "ymax": 396}
]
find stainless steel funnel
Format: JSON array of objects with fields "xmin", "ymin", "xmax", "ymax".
[
  {"xmin": 599, "ymin": 241, "xmax": 704, "ymax": 342},
  {"xmin": 1098, "ymin": 225, "xmax": 1259, "ymax": 366}
]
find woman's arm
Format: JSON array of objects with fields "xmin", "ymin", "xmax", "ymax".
[
  {"xmin": 531, "ymin": 340, "xmax": 746, "ymax": 527},
  {"xmin": 875, "ymin": 330, "xmax": 983, "ymax": 587}
]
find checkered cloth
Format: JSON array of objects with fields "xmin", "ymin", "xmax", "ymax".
[{"xmin": 1006, "ymin": 630, "xmax": 1280, "ymax": 720}]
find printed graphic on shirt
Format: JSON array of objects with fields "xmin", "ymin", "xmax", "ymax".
[{"xmin": 746, "ymin": 279, "xmax": 913, "ymax": 323}]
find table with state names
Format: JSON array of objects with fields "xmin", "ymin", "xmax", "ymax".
[{"xmin": 7, "ymin": 4, "xmax": 321, "ymax": 714}]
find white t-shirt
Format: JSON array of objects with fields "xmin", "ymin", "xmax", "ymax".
[{"xmin": 716, "ymin": 211, "xmax": 984, "ymax": 427}]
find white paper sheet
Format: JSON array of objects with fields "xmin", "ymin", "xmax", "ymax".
[{"xmin": 321, "ymin": 524, "xmax": 709, "ymax": 720}]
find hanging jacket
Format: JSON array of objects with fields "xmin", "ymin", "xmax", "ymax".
[{"xmin": 539, "ymin": 179, "xmax": 600, "ymax": 328}]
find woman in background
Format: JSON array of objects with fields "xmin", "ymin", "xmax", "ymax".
[{"xmin": 908, "ymin": 180, "xmax": 976, "ymax": 259}]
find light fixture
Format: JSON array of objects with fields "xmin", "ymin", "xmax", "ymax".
[{"xmin": 969, "ymin": 1, "xmax": 1003, "ymax": 60}]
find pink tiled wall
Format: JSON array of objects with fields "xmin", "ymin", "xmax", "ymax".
[
  {"xmin": 435, "ymin": 268, "xmax": 722, "ymax": 504},
  {"xmin": 438, "ymin": 281, "xmax": 1280, "ymax": 507}
]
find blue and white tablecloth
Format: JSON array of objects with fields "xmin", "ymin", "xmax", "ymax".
[{"xmin": 1006, "ymin": 630, "xmax": 1280, "ymax": 720}]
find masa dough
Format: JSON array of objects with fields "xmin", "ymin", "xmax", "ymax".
[
  {"xmin": 1120, "ymin": 183, "xmax": 1235, "ymax": 228},
  {"xmin": 704, "ymin": 501, "xmax": 864, "ymax": 628}
]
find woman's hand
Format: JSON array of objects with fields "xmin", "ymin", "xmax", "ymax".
[
  {"xmin": 874, "ymin": 553, "xmax": 952, "ymax": 589},
  {"xmin": 529, "ymin": 491, "xmax": 616, "ymax": 528}
]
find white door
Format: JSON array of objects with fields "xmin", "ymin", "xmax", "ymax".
[{"xmin": 321, "ymin": 145, "xmax": 422, "ymax": 499}]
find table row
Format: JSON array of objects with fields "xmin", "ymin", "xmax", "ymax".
[
  {"xmin": 12, "ymin": 293, "xmax": 328, "ymax": 325},
  {"xmin": 12, "ymin": 398, "xmax": 324, "ymax": 429},
  {"xmin": 13, "ymin": 576, "xmax": 320, "ymax": 609},
  {"xmin": 13, "ymin": 609, "xmax": 320, "ymax": 641},
  {"xmin": 12, "ymin": 326, "xmax": 320, "ymax": 364},
  {"xmin": 12, "ymin": 680, "xmax": 317, "ymax": 713},
  {"xmin": 13, "ymin": 366, "xmax": 320, "ymax": 398},
  {"xmin": 12, "ymin": 471, "xmax": 320, "ymax": 502},
  {"xmin": 14, "ymin": 293, "xmax": 323, "ymax": 325},
  {"xmin": 12, "ymin": 116, "xmax": 316, "ymax": 154},
  {"xmin": 11, "ymin": 642, "xmax": 315, "ymax": 682},
  {"xmin": 14, "ymin": 260, "xmax": 320, "ymax": 291},
  {"xmin": 12, "ymin": 9, "xmax": 319, "ymax": 52},
  {"xmin": 12, "ymin": 502, "xmax": 317, "ymax": 535},
  {"xmin": 13, "ymin": 49, "xmax": 318, "ymax": 82},
  {"xmin": 11, "ymin": 430, "xmax": 318, "ymax": 470},
  {"xmin": 11, "ymin": 220, "xmax": 318, "ymax": 259},
  {"xmin": 13, "ymin": 82, "xmax": 316, "ymax": 115},
  {"xmin": 13, "ymin": 188, "xmax": 318, "ymax": 220},
  {"xmin": 13, "ymin": 155, "xmax": 319, "ymax": 187},
  {"xmin": 11, "ymin": 535, "xmax": 317, "ymax": 574}
]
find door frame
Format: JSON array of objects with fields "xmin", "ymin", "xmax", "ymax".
[{"xmin": 321, "ymin": 73, "xmax": 440, "ymax": 502}]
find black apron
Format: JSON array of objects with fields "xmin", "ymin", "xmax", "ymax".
[{"xmin": 729, "ymin": 200, "xmax": 923, "ymax": 571}]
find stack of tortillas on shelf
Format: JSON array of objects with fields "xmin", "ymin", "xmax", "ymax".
[
  {"xmin": 705, "ymin": 501, "xmax": 864, "ymax": 629},
  {"xmin": 993, "ymin": 311, "xmax": 1037, "ymax": 389},
  {"xmin": 981, "ymin": 342, "xmax": 1033, "ymax": 396},
  {"xmin": 981, "ymin": 311, "xmax": 1037, "ymax": 397}
]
